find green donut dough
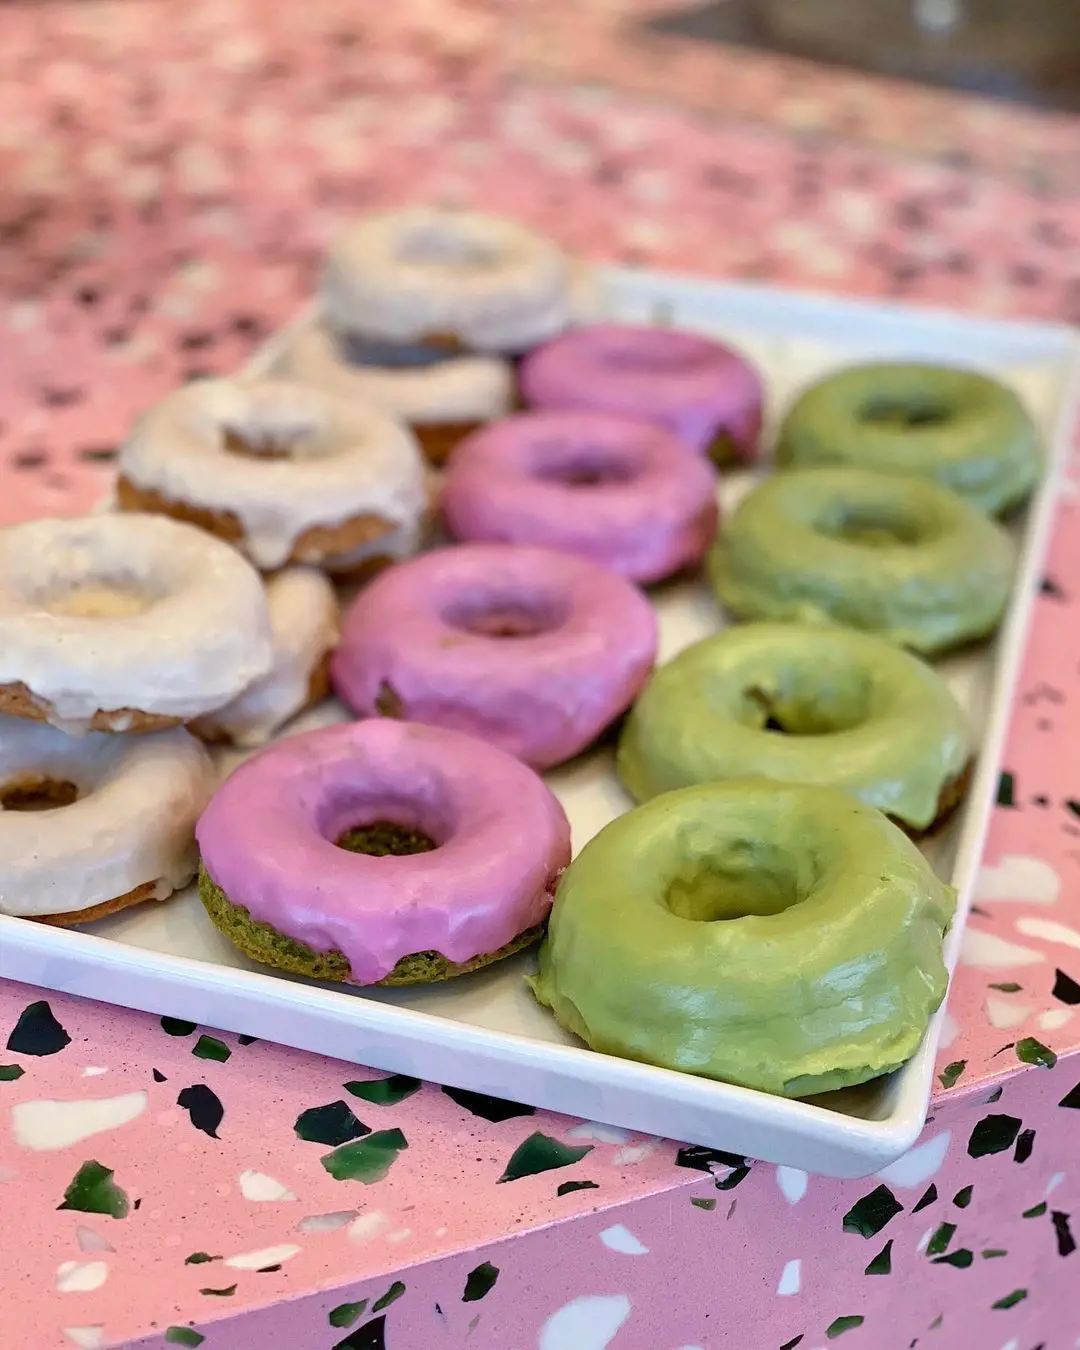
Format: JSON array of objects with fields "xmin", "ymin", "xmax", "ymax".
[
  {"xmin": 776, "ymin": 363, "xmax": 1041, "ymax": 516},
  {"xmin": 617, "ymin": 623, "xmax": 971, "ymax": 830},
  {"xmin": 709, "ymin": 466, "xmax": 1014, "ymax": 656},
  {"xmin": 530, "ymin": 779, "xmax": 956, "ymax": 1097}
]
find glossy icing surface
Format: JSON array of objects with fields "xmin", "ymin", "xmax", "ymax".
[
  {"xmin": 709, "ymin": 466, "xmax": 1016, "ymax": 655},
  {"xmin": 777, "ymin": 362, "xmax": 1042, "ymax": 516},
  {"xmin": 279, "ymin": 320, "xmax": 515, "ymax": 425},
  {"xmin": 192, "ymin": 568, "xmax": 339, "ymax": 748},
  {"xmin": 519, "ymin": 322, "xmax": 764, "ymax": 459},
  {"xmin": 323, "ymin": 207, "xmax": 573, "ymax": 352},
  {"xmin": 618, "ymin": 622, "xmax": 972, "ymax": 829},
  {"xmin": 119, "ymin": 377, "xmax": 427, "ymax": 570},
  {"xmin": 441, "ymin": 409, "xmax": 719, "ymax": 582},
  {"xmin": 532, "ymin": 778, "xmax": 956, "ymax": 1096},
  {"xmin": 196, "ymin": 718, "xmax": 571, "ymax": 984},
  {"xmin": 0, "ymin": 714, "xmax": 215, "ymax": 917},
  {"xmin": 332, "ymin": 542, "xmax": 658, "ymax": 769},
  {"xmin": 0, "ymin": 513, "xmax": 273, "ymax": 727}
]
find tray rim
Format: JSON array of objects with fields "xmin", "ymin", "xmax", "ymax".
[{"xmin": 3, "ymin": 266, "xmax": 1079, "ymax": 1179}]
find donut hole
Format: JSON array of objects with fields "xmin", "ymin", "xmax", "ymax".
[
  {"xmin": 445, "ymin": 590, "xmax": 567, "ymax": 639},
  {"xmin": 395, "ymin": 226, "xmax": 499, "ymax": 274},
  {"xmin": 665, "ymin": 840, "xmax": 800, "ymax": 922},
  {"xmin": 744, "ymin": 683, "xmax": 870, "ymax": 736},
  {"xmin": 531, "ymin": 441, "xmax": 638, "ymax": 488},
  {"xmin": 42, "ymin": 580, "xmax": 154, "ymax": 619},
  {"xmin": 858, "ymin": 397, "xmax": 953, "ymax": 430},
  {"xmin": 816, "ymin": 503, "xmax": 926, "ymax": 548},
  {"xmin": 0, "ymin": 775, "xmax": 80, "ymax": 812},
  {"xmin": 336, "ymin": 819, "xmax": 437, "ymax": 857},
  {"xmin": 338, "ymin": 332, "xmax": 463, "ymax": 371}
]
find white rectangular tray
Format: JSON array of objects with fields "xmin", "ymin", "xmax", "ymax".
[{"xmin": 4, "ymin": 268, "xmax": 1078, "ymax": 1177}]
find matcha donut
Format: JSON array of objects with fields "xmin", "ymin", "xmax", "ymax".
[
  {"xmin": 530, "ymin": 779, "xmax": 956, "ymax": 1097},
  {"xmin": 709, "ymin": 466, "xmax": 1014, "ymax": 656},
  {"xmin": 617, "ymin": 623, "xmax": 972, "ymax": 831},
  {"xmin": 776, "ymin": 363, "xmax": 1040, "ymax": 516}
]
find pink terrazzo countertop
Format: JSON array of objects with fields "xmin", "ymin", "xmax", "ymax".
[{"xmin": 2, "ymin": 2, "xmax": 1080, "ymax": 1347}]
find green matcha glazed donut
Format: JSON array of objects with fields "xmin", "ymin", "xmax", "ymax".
[
  {"xmin": 777, "ymin": 363, "xmax": 1041, "ymax": 517},
  {"xmin": 617, "ymin": 623, "xmax": 972, "ymax": 831},
  {"xmin": 530, "ymin": 779, "xmax": 956, "ymax": 1098},
  {"xmin": 709, "ymin": 466, "xmax": 1014, "ymax": 656}
]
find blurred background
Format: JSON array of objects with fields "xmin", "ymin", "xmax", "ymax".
[{"xmin": 2, "ymin": 0, "xmax": 1079, "ymax": 522}]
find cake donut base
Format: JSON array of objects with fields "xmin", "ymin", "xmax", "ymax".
[{"xmin": 0, "ymin": 681, "xmax": 182, "ymax": 735}]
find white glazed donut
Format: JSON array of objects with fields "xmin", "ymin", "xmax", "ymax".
[
  {"xmin": 118, "ymin": 378, "xmax": 428, "ymax": 572},
  {"xmin": 0, "ymin": 714, "xmax": 216, "ymax": 921},
  {"xmin": 0, "ymin": 513, "xmax": 273, "ymax": 734},
  {"xmin": 192, "ymin": 568, "xmax": 340, "ymax": 747},
  {"xmin": 322, "ymin": 208, "xmax": 573, "ymax": 354},
  {"xmin": 278, "ymin": 321, "xmax": 514, "ymax": 428}
]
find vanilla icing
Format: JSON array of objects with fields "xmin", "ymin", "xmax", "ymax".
[
  {"xmin": 119, "ymin": 377, "xmax": 427, "ymax": 571},
  {"xmin": 278, "ymin": 321, "xmax": 514, "ymax": 425},
  {"xmin": 194, "ymin": 568, "xmax": 339, "ymax": 747},
  {"xmin": 0, "ymin": 714, "xmax": 216, "ymax": 918},
  {"xmin": 322, "ymin": 208, "xmax": 573, "ymax": 354},
  {"xmin": 0, "ymin": 513, "xmax": 273, "ymax": 729}
]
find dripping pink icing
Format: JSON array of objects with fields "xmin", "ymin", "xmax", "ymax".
[
  {"xmin": 519, "ymin": 322, "xmax": 764, "ymax": 461},
  {"xmin": 440, "ymin": 410, "xmax": 720, "ymax": 583},
  {"xmin": 331, "ymin": 542, "xmax": 658, "ymax": 770},
  {"xmin": 196, "ymin": 719, "xmax": 571, "ymax": 985}
]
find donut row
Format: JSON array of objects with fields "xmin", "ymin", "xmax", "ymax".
[{"xmin": 1, "ymin": 206, "xmax": 1045, "ymax": 1106}]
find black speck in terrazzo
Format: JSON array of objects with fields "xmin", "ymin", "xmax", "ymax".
[
  {"xmin": 199, "ymin": 1284, "xmax": 237, "ymax": 1297},
  {"xmin": 557, "ymin": 1180, "xmax": 599, "ymax": 1196},
  {"xmin": 985, "ymin": 1086, "xmax": 1004, "ymax": 1104},
  {"xmin": 179, "ymin": 331, "xmax": 214, "ymax": 352},
  {"xmin": 441, "ymin": 1085, "xmax": 534, "ymax": 1121},
  {"xmin": 152, "ymin": 1069, "xmax": 167, "ymax": 1083},
  {"xmin": 1052, "ymin": 968, "xmax": 1080, "ymax": 1005},
  {"xmin": 58, "ymin": 1161, "xmax": 129, "ymax": 1218},
  {"xmin": 912, "ymin": 1184, "xmax": 938, "ymax": 1214},
  {"xmin": 1041, "ymin": 574, "xmax": 1067, "ymax": 599},
  {"xmin": 161, "ymin": 1017, "xmax": 196, "ymax": 1037},
  {"xmin": 1033, "ymin": 795, "xmax": 1050, "ymax": 807},
  {"xmin": 826, "ymin": 1315, "xmax": 864, "ymax": 1338},
  {"xmin": 38, "ymin": 386, "xmax": 83, "ymax": 408},
  {"xmin": 991, "ymin": 1043, "xmax": 1017, "ymax": 1059},
  {"xmin": 1052, "ymin": 1211, "xmax": 1076, "ymax": 1256},
  {"xmin": 1014, "ymin": 1129, "xmax": 1036, "ymax": 1164},
  {"xmin": 333, "ymin": 1315, "xmax": 387, "ymax": 1350},
  {"xmin": 926, "ymin": 1222, "xmax": 956, "ymax": 1256},
  {"xmin": 231, "ymin": 314, "xmax": 265, "ymax": 339},
  {"xmin": 7, "ymin": 1000, "xmax": 71, "ymax": 1056},
  {"xmin": 462, "ymin": 1262, "xmax": 499, "ymax": 1302},
  {"xmin": 75, "ymin": 286, "xmax": 100, "ymax": 307},
  {"xmin": 932, "ymin": 1248, "xmax": 974, "ymax": 1268},
  {"xmin": 12, "ymin": 449, "xmax": 49, "ymax": 470},
  {"xmin": 996, "ymin": 772, "xmax": 1017, "ymax": 807},
  {"xmin": 842, "ymin": 1185, "xmax": 903, "ymax": 1238},
  {"xmin": 1016, "ymin": 1038, "xmax": 1057, "ymax": 1069},
  {"xmin": 78, "ymin": 446, "xmax": 119, "ymax": 463},
  {"xmin": 345, "ymin": 1075, "xmax": 421, "ymax": 1107},
  {"xmin": 497, "ymin": 1133, "xmax": 593, "ymax": 1184},
  {"xmin": 676, "ymin": 1145, "xmax": 751, "ymax": 1190},
  {"xmin": 969, "ymin": 1114, "xmax": 1022, "ymax": 1157},
  {"xmin": 294, "ymin": 1101, "xmax": 370, "ymax": 1147},
  {"xmin": 177, "ymin": 1084, "xmax": 224, "ymax": 1139},
  {"xmin": 779, "ymin": 1339, "xmax": 804, "ymax": 1350},
  {"xmin": 865, "ymin": 1240, "xmax": 893, "ymax": 1275},
  {"xmin": 237, "ymin": 1035, "xmax": 258, "ymax": 1046},
  {"xmin": 183, "ymin": 369, "xmax": 215, "ymax": 384},
  {"xmin": 953, "ymin": 1186, "xmax": 973, "ymax": 1208}
]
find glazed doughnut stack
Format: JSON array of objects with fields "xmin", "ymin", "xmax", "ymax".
[{"xmin": 2, "ymin": 205, "xmax": 1044, "ymax": 1101}]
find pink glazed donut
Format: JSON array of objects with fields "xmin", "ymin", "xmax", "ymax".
[
  {"xmin": 519, "ymin": 322, "xmax": 764, "ymax": 463},
  {"xmin": 196, "ymin": 719, "xmax": 571, "ymax": 986},
  {"xmin": 440, "ymin": 410, "xmax": 719, "ymax": 584},
  {"xmin": 332, "ymin": 543, "xmax": 659, "ymax": 770}
]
